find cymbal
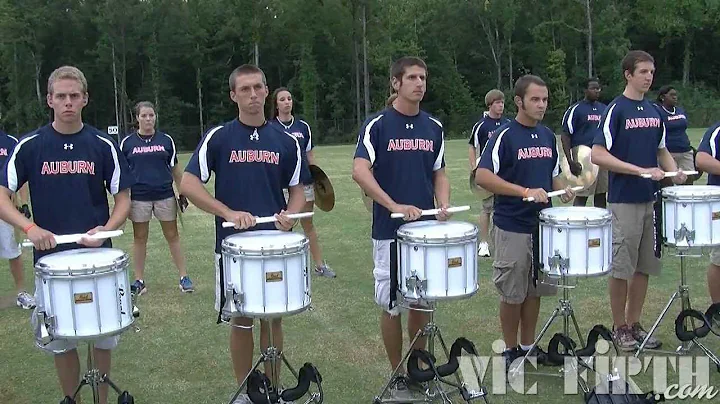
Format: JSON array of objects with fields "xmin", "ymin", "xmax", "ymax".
[
  {"xmin": 469, "ymin": 169, "xmax": 492, "ymax": 200},
  {"xmin": 309, "ymin": 165, "xmax": 335, "ymax": 212},
  {"xmin": 561, "ymin": 145, "xmax": 598, "ymax": 189}
]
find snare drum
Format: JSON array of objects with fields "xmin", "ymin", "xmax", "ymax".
[
  {"xmin": 662, "ymin": 185, "xmax": 720, "ymax": 247},
  {"xmin": 221, "ymin": 231, "xmax": 311, "ymax": 318},
  {"xmin": 34, "ymin": 248, "xmax": 133, "ymax": 340},
  {"xmin": 539, "ymin": 207, "xmax": 612, "ymax": 277},
  {"xmin": 396, "ymin": 221, "xmax": 478, "ymax": 302}
]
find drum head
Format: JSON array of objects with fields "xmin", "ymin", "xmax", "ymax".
[
  {"xmin": 223, "ymin": 230, "xmax": 308, "ymax": 254},
  {"xmin": 397, "ymin": 220, "xmax": 477, "ymax": 241},
  {"xmin": 36, "ymin": 248, "xmax": 127, "ymax": 273},
  {"xmin": 662, "ymin": 185, "xmax": 720, "ymax": 199},
  {"xmin": 539, "ymin": 206, "xmax": 611, "ymax": 225}
]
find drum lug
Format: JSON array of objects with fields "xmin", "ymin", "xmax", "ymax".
[
  {"xmin": 227, "ymin": 285, "xmax": 244, "ymax": 308},
  {"xmin": 548, "ymin": 251, "xmax": 569, "ymax": 274},
  {"xmin": 674, "ymin": 224, "xmax": 695, "ymax": 246},
  {"xmin": 406, "ymin": 272, "xmax": 427, "ymax": 297},
  {"xmin": 37, "ymin": 312, "xmax": 53, "ymax": 345}
]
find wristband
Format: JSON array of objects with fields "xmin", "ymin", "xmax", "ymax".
[{"xmin": 23, "ymin": 223, "xmax": 36, "ymax": 234}]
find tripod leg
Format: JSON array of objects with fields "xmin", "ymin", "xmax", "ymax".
[
  {"xmin": 635, "ymin": 291, "xmax": 679, "ymax": 357},
  {"xmin": 375, "ymin": 328, "xmax": 426, "ymax": 401},
  {"xmin": 280, "ymin": 354, "xmax": 300, "ymax": 380},
  {"xmin": 102, "ymin": 376, "xmax": 124, "ymax": 396},
  {"xmin": 692, "ymin": 338, "xmax": 720, "ymax": 367},
  {"xmin": 510, "ymin": 307, "xmax": 561, "ymax": 379},
  {"xmin": 71, "ymin": 379, "xmax": 88, "ymax": 401},
  {"xmin": 228, "ymin": 355, "xmax": 267, "ymax": 404},
  {"xmin": 569, "ymin": 309, "xmax": 585, "ymax": 349}
]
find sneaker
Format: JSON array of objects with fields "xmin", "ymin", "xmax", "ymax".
[
  {"xmin": 502, "ymin": 346, "xmax": 524, "ymax": 373},
  {"xmin": 520, "ymin": 345, "xmax": 549, "ymax": 366},
  {"xmin": 16, "ymin": 291, "xmax": 35, "ymax": 310},
  {"xmin": 179, "ymin": 276, "xmax": 194, "ymax": 293},
  {"xmin": 389, "ymin": 375, "xmax": 415, "ymax": 401},
  {"xmin": 477, "ymin": 242, "xmax": 491, "ymax": 257},
  {"xmin": 131, "ymin": 280, "xmax": 147, "ymax": 296},
  {"xmin": 230, "ymin": 393, "xmax": 252, "ymax": 404},
  {"xmin": 630, "ymin": 322, "xmax": 662, "ymax": 349},
  {"xmin": 314, "ymin": 262, "xmax": 336, "ymax": 278},
  {"xmin": 612, "ymin": 325, "xmax": 638, "ymax": 352}
]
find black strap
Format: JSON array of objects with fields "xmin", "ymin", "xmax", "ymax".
[
  {"xmin": 389, "ymin": 240, "xmax": 399, "ymax": 312},
  {"xmin": 216, "ymin": 255, "xmax": 226, "ymax": 324},
  {"xmin": 653, "ymin": 190, "xmax": 663, "ymax": 259},
  {"xmin": 532, "ymin": 219, "xmax": 541, "ymax": 288}
]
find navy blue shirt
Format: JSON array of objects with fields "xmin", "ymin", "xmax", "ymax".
[
  {"xmin": 478, "ymin": 119, "xmax": 560, "ymax": 234},
  {"xmin": 0, "ymin": 124, "xmax": 134, "ymax": 262},
  {"xmin": 654, "ymin": 104, "xmax": 690, "ymax": 153},
  {"xmin": 354, "ymin": 107, "xmax": 445, "ymax": 240},
  {"xmin": 697, "ymin": 122, "xmax": 720, "ymax": 186},
  {"xmin": 562, "ymin": 100, "xmax": 606, "ymax": 148},
  {"xmin": 468, "ymin": 115, "xmax": 511, "ymax": 159},
  {"xmin": 592, "ymin": 95, "xmax": 666, "ymax": 204},
  {"xmin": 185, "ymin": 119, "xmax": 301, "ymax": 253},
  {"xmin": 120, "ymin": 131, "xmax": 178, "ymax": 201},
  {"xmin": 269, "ymin": 117, "xmax": 313, "ymax": 184},
  {"xmin": 0, "ymin": 131, "xmax": 18, "ymax": 167}
]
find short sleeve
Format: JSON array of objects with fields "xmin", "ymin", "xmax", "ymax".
[
  {"xmin": 698, "ymin": 124, "xmax": 720, "ymax": 158},
  {"xmin": 593, "ymin": 103, "xmax": 619, "ymax": 150},
  {"xmin": 658, "ymin": 122, "xmax": 666, "ymax": 149},
  {"xmin": 478, "ymin": 127, "xmax": 509, "ymax": 174},
  {"xmin": 354, "ymin": 114, "xmax": 383, "ymax": 165},
  {"xmin": 0, "ymin": 134, "xmax": 36, "ymax": 192},
  {"xmin": 300, "ymin": 120, "xmax": 313, "ymax": 152},
  {"xmin": 283, "ymin": 134, "xmax": 302, "ymax": 187},
  {"xmin": 97, "ymin": 135, "xmax": 134, "ymax": 195},
  {"xmin": 562, "ymin": 103, "xmax": 579, "ymax": 135},
  {"xmin": 164, "ymin": 134, "xmax": 179, "ymax": 168},
  {"xmin": 553, "ymin": 135, "xmax": 561, "ymax": 177},
  {"xmin": 185, "ymin": 125, "xmax": 223, "ymax": 183},
  {"xmin": 428, "ymin": 117, "xmax": 445, "ymax": 171}
]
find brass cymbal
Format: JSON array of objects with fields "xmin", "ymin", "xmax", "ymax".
[
  {"xmin": 309, "ymin": 165, "xmax": 335, "ymax": 212},
  {"xmin": 561, "ymin": 145, "xmax": 598, "ymax": 189},
  {"xmin": 469, "ymin": 169, "xmax": 492, "ymax": 200}
]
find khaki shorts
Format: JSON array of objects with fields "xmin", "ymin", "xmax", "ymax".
[
  {"xmin": 130, "ymin": 196, "xmax": 177, "ymax": 222},
  {"xmin": 576, "ymin": 168, "xmax": 609, "ymax": 197},
  {"xmin": 481, "ymin": 196, "xmax": 494, "ymax": 214},
  {"xmin": 671, "ymin": 151, "xmax": 695, "ymax": 172},
  {"xmin": 492, "ymin": 227, "xmax": 557, "ymax": 304},
  {"xmin": 609, "ymin": 203, "xmax": 661, "ymax": 280},
  {"xmin": 283, "ymin": 184, "xmax": 315, "ymax": 203},
  {"xmin": 710, "ymin": 248, "xmax": 720, "ymax": 267},
  {"xmin": 0, "ymin": 219, "xmax": 20, "ymax": 259}
]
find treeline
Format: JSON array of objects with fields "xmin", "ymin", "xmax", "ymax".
[{"xmin": 1, "ymin": 0, "xmax": 720, "ymax": 150}]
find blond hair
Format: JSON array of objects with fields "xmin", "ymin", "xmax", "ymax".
[
  {"xmin": 47, "ymin": 66, "xmax": 88, "ymax": 94},
  {"xmin": 484, "ymin": 89, "xmax": 504, "ymax": 107}
]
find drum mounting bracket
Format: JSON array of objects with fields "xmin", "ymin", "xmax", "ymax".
[
  {"xmin": 406, "ymin": 271, "xmax": 427, "ymax": 297},
  {"xmin": 674, "ymin": 224, "xmax": 695, "ymax": 246},
  {"xmin": 548, "ymin": 251, "xmax": 569, "ymax": 274},
  {"xmin": 225, "ymin": 284, "xmax": 245, "ymax": 309},
  {"xmin": 36, "ymin": 311, "xmax": 54, "ymax": 345}
]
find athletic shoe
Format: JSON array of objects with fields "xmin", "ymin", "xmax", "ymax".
[
  {"xmin": 16, "ymin": 291, "xmax": 35, "ymax": 309},
  {"xmin": 179, "ymin": 276, "xmax": 194, "ymax": 293}
]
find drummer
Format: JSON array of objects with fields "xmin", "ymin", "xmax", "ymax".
[
  {"xmin": 560, "ymin": 78, "xmax": 608, "ymax": 208},
  {"xmin": 0, "ymin": 66, "xmax": 133, "ymax": 404},
  {"xmin": 475, "ymin": 74, "xmax": 574, "ymax": 372},
  {"xmin": 468, "ymin": 89, "xmax": 510, "ymax": 257},
  {"xmin": 591, "ymin": 50, "xmax": 685, "ymax": 351},
  {"xmin": 694, "ymin": 122, "xmax": 720, "ymax": 304},
  {"xmin": 181, "ymin": 64, "xmax": 303, "ymax": 404},
  {"xmin": 353, "ymin": 56, "xmax": 450, "ymax": 400}
]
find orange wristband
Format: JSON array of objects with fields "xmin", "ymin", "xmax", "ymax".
[{"xmin": 23, "ymin": 223, "xmax": 36, "ymax": 234}]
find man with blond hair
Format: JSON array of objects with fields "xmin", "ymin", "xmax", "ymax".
[
  {"xmin": 0, "ymin": 65, "xmax": 133, "ymax": 404},
  {"xmin": 469, "ymin": 89, "xmax": 510, "ymax": 257}
]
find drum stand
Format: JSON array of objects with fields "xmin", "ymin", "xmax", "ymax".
[
  {"xmin": 62, "ymin": 342, "xmax": 134, "ymax": 404},
  {"xmin": 373, "ymin": 301, "xmax": 489, "ymax": 404},
  {"xmin": 228, "ymin": 320, "xmax": 323, "ymax": 404},
  {"xmin": 635, "ymin": 229, "xmax": 720, "ymax": 368}
]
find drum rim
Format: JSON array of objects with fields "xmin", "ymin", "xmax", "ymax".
[
  {"xmin": 397, "ymin": 220, "xmax": 478, "ymax": 243},
  {"xmin": 222, "ymin": 300, "xmax": 311, "ymax": 318},
  {"xmin": 48, "ymin": 321, "xmax": 135, "ymax": 340},
  {"xmin": 539, "ymin": 206, "xmax": 611, "ymax": 225},
  {"xmin": 662, "ymin": 185, "xmax": 720, "ymax": 199},
  {"xmin": 400, "ymin": 283, "xmax": 480, "ymax": 302},
  {"xmin": 35, "ymin": 250, "xmax": 129, "ymax": 276},
  {"xmin": 222, "ymin": 231, "xmax": 309, "ymax": 255}
]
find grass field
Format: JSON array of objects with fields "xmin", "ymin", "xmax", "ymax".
[{"xmin": 1, "ymin": 128, "xmax": 719, "ymax": 404}]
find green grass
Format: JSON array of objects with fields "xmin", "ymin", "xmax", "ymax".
[{"xmin": 1, "ymin": 128, "xmax": 719, "ymax": 403}]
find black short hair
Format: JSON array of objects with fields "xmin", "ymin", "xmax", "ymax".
[
  {"xmin": 228, "ymin": 64, "xmax": 267, "ymax": 91},
  {"xmin": 584, "ymin": 77, "xmax": 600, "ymax": 89},
  {"xmin": 514, "ymin": 75, "xmax": 547, "ymax": 100},
  {"xmin": 656, "ymin": 85, "xmax": 675, "ymax": 103}
]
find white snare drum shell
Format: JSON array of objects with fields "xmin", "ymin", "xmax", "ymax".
[
  {"xmin": 34, "ymin": 248, "xmax": 133, "ymax": 340},
  {"xmin": 539, "ymin": 207, "xmax": 612, "ymax": 277},
  {"xmin": 662, "ymin": 185, "xmax": 720, "ymax": 247},
  {"xmin": 221, "ymin": 231, "xmax": 310, "ymax": 317},
  {"xmin": 396, "ymin": 220, "xmax": 478, "ymax": 301}
]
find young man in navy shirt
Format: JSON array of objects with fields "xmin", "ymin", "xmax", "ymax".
[
  {"xmin": 0, "ymin": 130, "xmax": 35, "ymax": 309},
  {"xmin": 181, "ymin": 64, "xmax": 302, "ymax": 404},
  {"xmin": 468, "ymin": 89, "xmax": 510, "ymax": 257},
  {"xmin": 592, "ymin": 51, "xmax": 685, "ymax": 351},
  {"xmin": 353, "ymin": 56, "xmax": 451, "ymax": 400},
  {"xmin": 694, "ymin": 123, "xmax": 720, "ymax": 304},
  {"xmin": 476, "ymin": 75, "xmax": 574, "ymax": 370},
  {"xmin": 654, "ymin": 85, "xmax": 695, "ymax": 185},
  {"xmin": 0, "ymin": 66, "xmax": 133, "ymax": 404},
  {"xmin": 561, "ymin": 78, "xmax": 608, "ymax": 208},
  {"xmin": 121, "ymin": 101, "xmax": 194, "ymax": 295}
]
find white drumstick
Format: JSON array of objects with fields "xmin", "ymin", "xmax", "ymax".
[
  {"xmin": 640, "ymin": 170, "xmax": 698, "ymax": 179},
  {"xmin": 524, "ymin": 186, "xmax": 583, "ymax": 202},
  {"xmin": 21, "ymin": 230, "xmax": 124, "ymax": 248},
  {"xmin": 390, "ymin": 205, "xmax": 470, "ymax": 219},
  {"xmin": 221, "ymin": 212, "xmax": 314, "ymax": 228}
]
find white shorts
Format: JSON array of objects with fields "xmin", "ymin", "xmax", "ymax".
[
  {"xmin": 283, "ymin": 184, "xmax": 315, "ymax": 203},
  {"xmin": 30, "ymin": 276, "xmax": 118, "ymax": 354},
  {"xmin": 372, "ymin": 239, "xmax": 406, "ymax": 316},
  {"xmin": 0, "ymin": 219, "xmax": 21, "ymax": 259}
]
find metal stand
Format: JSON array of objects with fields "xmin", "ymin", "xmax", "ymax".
[
  {"xmin": 635, "ymin": 227, "xmax": 720, "ymax": 367},
  {"xmin": 65, "ymin": 343, "xmax": 134, "ymax": 404},
  {"xmin": 228, "ymin": 321, "xmax": 323, "ymax": 404},
  {"xmin": 373, "ymin": 302, "xmax": 489, "ymax": 404}
]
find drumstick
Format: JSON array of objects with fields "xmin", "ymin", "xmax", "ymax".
[
  {"xmin": 640, "ymin": 170, "xmax": 698, "ymax": 179},
  {"xmin": 523, "ymin": 186, "xmax": 583, "ymax": 202},
  {"xmin": 390, "ymin": 205, "xmax": 470, "ymax": 219},
  {"xmin": 20, "ymin": 230, "xmax": 124, "ymax": 248},
  {"xmin": 221, "ymin": 212, "xmax": 315, "ymax": 228}
]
